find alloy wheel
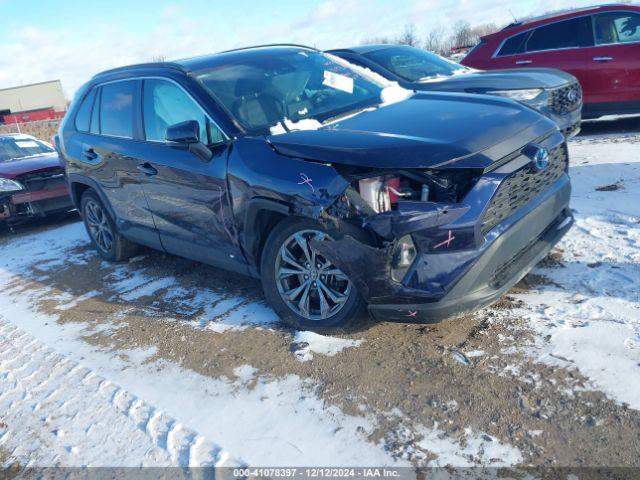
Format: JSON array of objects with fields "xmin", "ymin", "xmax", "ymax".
[
  {"xmin": 275, "ymin": 229, "xmax": 352, "ymax": 321},
  {"xmin": 84, "ymin": 200, "xmax": 113, "ymax": 254}
]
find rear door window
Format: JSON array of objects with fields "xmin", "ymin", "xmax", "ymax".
[
  {"xmin": 593, "ymin": 12, "xmax": 640, "ymax": 45},
  {"xmin": 525, "ymin": 18, "xmax": 581, "ymax": 52},
  {"xmin": 74, "ymin": 88, "xmax": 97, "ymax": 132},
  {"xmin": 100, "ymin": 81, "xmax": 135, "ymax": 138},
  {"xmin": 497, "ymin": 31, "xmax": 529, "ymax": 56}
]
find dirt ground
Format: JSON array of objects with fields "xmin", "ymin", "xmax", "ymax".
[{"xmin": 3, "ymin": 211, "xmax": 639, "ymax": 468}]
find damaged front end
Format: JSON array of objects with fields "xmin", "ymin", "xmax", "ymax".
[
  {"xmin": 302, "ymin": 130, "xmax": 573, "ymax": 323},
  {"xmin": 310, "ymin": 166, "xmax": 478, "ymax": 305}
]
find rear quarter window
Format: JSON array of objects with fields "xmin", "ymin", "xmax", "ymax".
[
  {"xmin": 496, "ymin": 32, "xmax": 529, "ymax": 56},
  {"xmin": 74, "ymin": 88, "xmax": 97, "ymax": 132}
]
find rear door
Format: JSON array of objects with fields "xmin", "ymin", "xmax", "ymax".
[
  {"xmin": 492, "ymin": 17, "xmax": 590, "ymax": 90},
  {"xmin": 135, "ymin": 78, "xmax": 244, "ymax": 270},
  {"xmin": 67, "ymin": 80, "xmax": 161, "ymax": 248},
  {"xmin": 586, "ymin": 11, "xmax": 640, "ymax": 106}
]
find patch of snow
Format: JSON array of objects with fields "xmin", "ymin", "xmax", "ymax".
[
  {"xmin": 120, "ymin": 277, "xmax": 178, "ymax": 301},
  {"xmin": 233, "ymin": 365, "xmax": 257, "ymax": 383},
  {"xmin": 465, "ymin": 350, "xmax": 485, "ymax": 358},
  {"xmin": 417, "ymin": 427, "xmax": 523, "ymax": 467},
  {"xmin": 292, "ymin": 331, "xmax": 364, "ymax": 362},
  {"xmin": 380, "ymin": 85, "xmax": 413, "ymax": 106},
  {"xmin": 269, "ymin": 118, "xmax": 323, "ymax": 136},
  {"xmin": 55, "ymin": 289, "xmax": 101, "ymax": 311}
]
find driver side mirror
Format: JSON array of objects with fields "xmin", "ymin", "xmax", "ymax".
[
  {"xmin": 166, "ymin": 120, "xmax": 212, "ymax": 162},
  {"xmin": 166, "ymin": 120, "xmax": 200, "ymax": 144}
]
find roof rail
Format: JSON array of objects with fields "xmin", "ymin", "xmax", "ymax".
[
  {"xmin": 216, "ymin": 43, "xmax": 318, "ymax": 54},
  {"xmin": 502, "ymin": 3, "xmax": 625, "ymax": 29},
  {"xmin": 92, "ymin": 62, "xmax": 187, "ymax": 79}
]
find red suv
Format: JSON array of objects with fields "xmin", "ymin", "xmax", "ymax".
[{"xmin": 462, "ymin": 4, "xmax": 640, "ymax": 119}]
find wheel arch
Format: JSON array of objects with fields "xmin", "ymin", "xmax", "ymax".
[
  {"xmin": 68, "ymin": 174, "xmax": 117, "ymax": 221},
  {"xmin": 242, "ymin": 198, "xmax": 290, "ymax": 274}
]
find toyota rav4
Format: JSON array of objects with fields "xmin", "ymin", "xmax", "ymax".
[{"xmin": 57, "ymin": 45, "xmax": 573, "ymax": 330}]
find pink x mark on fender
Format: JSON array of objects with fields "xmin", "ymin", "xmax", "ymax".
[
  {"xmin": 433, "ymin": 230, "xmax": 455, "ymax": 249},
  {"xmin": 297, "ymin": 173, "xmax": 314, "ymax": 192},
  {"xmin": 406, "ymin": 310, "xmax": 418, "ymax": 318}
]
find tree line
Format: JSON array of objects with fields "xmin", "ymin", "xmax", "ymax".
[{"xmin": 364, "ymin": 21, "xmax": 501, "ymax": 56}]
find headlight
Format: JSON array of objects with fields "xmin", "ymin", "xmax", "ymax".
[
  {"xmin": 488, "ymin": 88, "xmax": 544, "ymax": 102},
  {"xmin": 390, "ymin": 235, "xmax": 417, "ymax": 282},
  {"xmin": 0, "ymin": 178, "xmax": 24, "ymax": 193}
]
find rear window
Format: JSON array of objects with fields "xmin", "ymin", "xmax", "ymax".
[
  {"xmin": 100, "ymin": 81, "xmax": 135, "ymax": 138},
  {"xmin": 526, "ymin": 18, "xmax": 581, "ymax": 52},
  {"xmin": 364, "ymin": 46, "xmax": 465, "ymax": 82},
  {"xmin": 496, "ymin": 31, "xmax": 529, "ymax": 56},
  {"xmin": 74, "ymin": 88, "xmax": 97, "ymax": 132}
]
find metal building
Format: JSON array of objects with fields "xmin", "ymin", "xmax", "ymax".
[{"xmin": 0, "ymin": 80, "xmax": 67, "ymax": 124}]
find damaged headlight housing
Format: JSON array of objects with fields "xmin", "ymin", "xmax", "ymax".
[
  {"xmin": 390, "ymin": 235, "xmax": 417, "ymax": 282},
  {"xmin": 0, "ymin": 178, "xmax": 24, "ymax": 193}
]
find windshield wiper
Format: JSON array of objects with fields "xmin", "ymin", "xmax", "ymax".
[{"xmin": 322, "ymin": 105, "xmax": 377, "ymax": 125}]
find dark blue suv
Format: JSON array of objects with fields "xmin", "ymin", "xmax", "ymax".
[{"xmin": 57, "ymin": 45, "xmax": 573, "ymax": 330}]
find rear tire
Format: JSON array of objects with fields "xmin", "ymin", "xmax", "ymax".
[
  {"xmin": 80, "ymin": 189, "xmax": 138, "ymax": 262},
  {"xmin": 260, "ymin": 217, "xmax": 372, "ymax": 331}
]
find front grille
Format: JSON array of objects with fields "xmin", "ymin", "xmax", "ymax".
[
  {"xmin": 481, "ymin": 143, "xmax": 568, "ymax": 235},
  {"xmin": 549, "ymin": 82, "xmax": 582, "ymax": 114},
  {"xmin": 17, "ymin": 168, "xmax": 66, "ymax": 192}
]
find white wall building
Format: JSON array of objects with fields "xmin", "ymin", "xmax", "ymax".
[{"xmin": 0, "ymin": 80, "xmax": 67, "ymax": 115}]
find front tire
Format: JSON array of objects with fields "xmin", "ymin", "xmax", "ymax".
[
  {"xmin": 260, "ymin": 217, "xmax": 370, "ymax": 331},
  {"xmin": 80, "ymin": 189, "xmax": 138, "ymax": 262}
]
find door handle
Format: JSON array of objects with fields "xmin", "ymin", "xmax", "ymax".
[
  {"xmin": 516, "ymin": 60, "xmax": 532, "ymax": 65},
  {"xmin": 137, "ymin": 163, "xmax": 158, "ymax": 176},
  {"xmin": 593, "ymin": 56, "xmax": 613, "ymax": 62},
  {"xmin": 82, "ymin": 148, "xmax": 98, "ymax": 161}
]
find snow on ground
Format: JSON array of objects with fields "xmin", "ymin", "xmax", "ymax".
[
  {"xmin": 292, "ymin": 330, "xmax": 364, "ymax": 362},
  {"xmin": 0, "ymin": 318, "xmax": 236, "ymax": 467},
  {"xmin": 513, "ymin": 136, "xmax": 640, "ymax": 409}
]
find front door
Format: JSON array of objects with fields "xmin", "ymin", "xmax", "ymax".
[
  {"xmin": 586, "ymin": 11, "xmax": 640, "ymax": 108},
  {"xmin": 134, "ymin": 78, "xmax": 244, "ymax": 270}
]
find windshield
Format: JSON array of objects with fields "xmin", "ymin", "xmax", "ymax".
[
  {"xmin": 195, "ymin": 50, "xmax": 384, "ymax": 135},
  {"xmin": 0, "ymin": 136, "xmax": 54, "ymax": 163},
  {"xmin": 365, "ymin": 46, "xmax": 468, "ymax": 82}
]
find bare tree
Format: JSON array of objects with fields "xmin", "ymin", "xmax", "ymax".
[
  {"xmin": 398, "ymin": 23, "xmax": 420, "ymax": 47},
  {"xmin": 360, "ymin": 36, "xmax": 393, "ymax": 45},
  {"xmin": 424, "ymin": 26, "xmax": 450, "ymax": 55},
  {"xmin": 151, "ymin": 55, "xmax": 167, "ymax": 63}
]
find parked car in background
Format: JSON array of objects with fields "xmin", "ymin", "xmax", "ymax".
[
  {"xmin": 58, "ymin": 45, "xmax": 572, "ymax": 331},
  {"xmin": 462, "ymin": 4, "xmax": 640, "ymax": 119},
  {"xmin": 0, "ymin": 134, "xmax": 73, "ymax": 226},
  {"xmin": 329, "ymin": 44, "xmax": 583, "ymax": 137}
]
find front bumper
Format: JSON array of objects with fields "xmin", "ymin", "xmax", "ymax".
[
  {"xmin": 1, "ymin": 185, "xmax": 73, "ymax": 222},
  {"xmin": 368, "ymin": 185, "xmax": 572, "ymax": 322},
  {"xmin": 543, "ymin": 106, "xmax": 581, "ymax": 139}
]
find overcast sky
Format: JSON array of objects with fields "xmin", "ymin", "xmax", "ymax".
[{"xmin": 0, "ymin": 0, "xmax": 606, "ymax": 98}]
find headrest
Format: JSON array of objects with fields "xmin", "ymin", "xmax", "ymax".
[{"xmin": 235, "ymin": 76, "xmax": 266, "ymax": 96}]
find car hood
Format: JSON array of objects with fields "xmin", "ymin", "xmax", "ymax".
[
  {"xmin": 0, "ymin": 152, "xmax": 63, "ymax": 179},
  {"xmin": 413, "ymin": 68, "xmax": 576, "ymax": 92},
  {"xmin": 268, "ymin": 92, "xmax": 555, "ymax": 170}
]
